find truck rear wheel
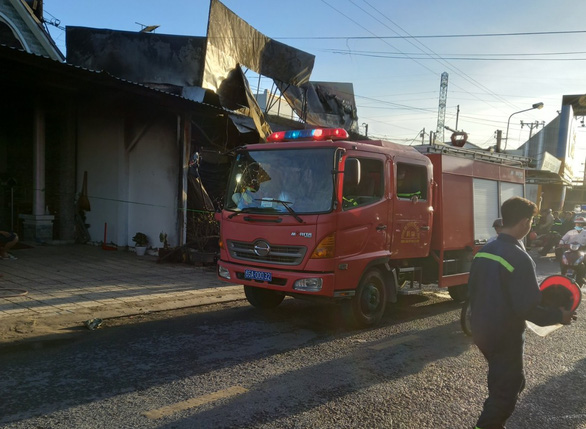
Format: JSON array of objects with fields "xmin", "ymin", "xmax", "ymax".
[
  {"xmin": 244, "ymin": 286, "xmax": 285, "ymax": 309},
  {"xmin": 345, "ymin": 269, "xmax": 387, "ymax": 328},
  {"xmin": 448, "ymin": 284, "xmax": 468, "ymax": 303},
  {"xmin": 460, "ymin": 299, "xmax": 472, "ymax": 336}
]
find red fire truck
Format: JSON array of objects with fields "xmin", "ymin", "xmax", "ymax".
[{"xmin": 216, "ymin": 128, "xmax": 527, "ymax": 327}]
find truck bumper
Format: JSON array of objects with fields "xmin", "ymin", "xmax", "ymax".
[{"xmin": 216, "ymin": 260, "xmax": 337, "ymax": 298}]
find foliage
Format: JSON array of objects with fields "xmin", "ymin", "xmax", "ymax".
[
  {"xmin": 132, "ymin": 232, "xmax": 149, "ymax": 247},
  {"xmin": 189, "ymin": 211, "xmax": 219, "ymax": 252}
]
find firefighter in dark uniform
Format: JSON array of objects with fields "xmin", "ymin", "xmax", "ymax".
[{"xmin": 468, "ymin": 197, "xmax": 576, "ymax": 429}]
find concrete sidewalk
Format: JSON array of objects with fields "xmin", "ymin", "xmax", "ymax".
[
  {"xmin": 0, "ymin": 242, "xmax": 567, "ymax": 346},
  {"xmin": 0, "ymin": 243, "xmax": 244, "ymax": 345}
]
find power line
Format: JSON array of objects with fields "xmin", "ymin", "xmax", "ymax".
[
  {"xmin": 319, "ymin": 0, "xmax": 497, "ymax": 118},
  {"xmin": 322, "ymin": 49, "xmax": 586, "ymax": 57},
  {"xmin": 232, "ymin": 53, "xmax": 544, "ymax": 145},
  {"xmin": 354, "ymin": 0, "xmax": 521, "ymax": 114},
  {"xmin": 317, "ymin": 0, "xmax": 520, "ymax": 141},
  {"xmin": 325, "ymin": 50, "xmax": 586, "ymax": 61},
  {"xmin": 275, "ymin": 29, "xmax": 586, "ymax": 40},
  {"xmin": 347, "ymin": 0, "xmax": 559, "ymax": 147}
]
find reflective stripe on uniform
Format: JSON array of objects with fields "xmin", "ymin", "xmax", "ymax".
[{"xmin": 474, "ymin": 252, "xmax": 515, "ymax": 272}]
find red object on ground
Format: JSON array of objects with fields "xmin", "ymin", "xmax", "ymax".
[{"xmin": 102, "ymin": 222, "xmax": 117, "ymax": 251}]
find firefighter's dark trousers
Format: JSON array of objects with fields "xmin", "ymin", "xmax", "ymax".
[{"xmin": 476, "ymin": 339, "xmax": 526, "ymax": 429}]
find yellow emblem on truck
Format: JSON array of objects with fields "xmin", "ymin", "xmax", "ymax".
[{"xmin": 401, "ymin": 222, "xmax": 421, "ymax": 244}]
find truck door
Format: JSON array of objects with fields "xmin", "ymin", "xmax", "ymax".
[
  {"xmin": 337, "ymin": 155, "xmax": 389, "ymax": 263},
  {"xmin": 391, "ymin": 161, "xmax": 433, "ymax": 258}
]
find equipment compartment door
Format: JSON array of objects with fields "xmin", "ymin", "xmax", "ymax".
[
  {"xmin": 392, "ymin": 161, "xmax": 433, "ymax": 259},
  {"xmin": 473, "ymin": 178, "xmax": 499, "ymax": 243}
]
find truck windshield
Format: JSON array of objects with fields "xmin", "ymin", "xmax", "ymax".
[{"xmin": 225, "ymin": 148, "xmax": 336, "ymax": 214}]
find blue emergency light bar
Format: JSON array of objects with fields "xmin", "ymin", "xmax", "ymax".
[{"xmin": 267, "ymin": 128, "xmax": 349, "ymax": 142}]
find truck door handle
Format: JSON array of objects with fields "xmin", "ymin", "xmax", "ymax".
[
  {"xmin": 421, "ymin": 225, "xmax": 430, "ymax": 230},
  {"xmin": 376, "ymin": 224, "xmax": 387, "ymax": 231}
]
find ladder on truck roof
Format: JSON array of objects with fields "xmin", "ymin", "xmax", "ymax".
[{"xmin": 414, "ymin": 143, "xmax": 531, "ymax": 168}]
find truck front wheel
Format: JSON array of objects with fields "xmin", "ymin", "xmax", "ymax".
[
  {"xmin": 345, "ymin": 269, "xmax": 387, "ymax": 328},
  {"xmin": 244, "ymin": 286, "xmax": 285, "ymax": 309}
]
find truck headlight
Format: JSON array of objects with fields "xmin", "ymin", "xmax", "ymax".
[
  {"xmin": 293, "ymin": 278, "xmax": 323, "ymax": 292},
  {"xmin": 218, "ymin": 265, "xmax": 231, "ymax": 280}
]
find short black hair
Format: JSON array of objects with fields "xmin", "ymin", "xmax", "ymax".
[{"xmin": 501, "ymin": 197, "xmax": 537, "ymax": 227}]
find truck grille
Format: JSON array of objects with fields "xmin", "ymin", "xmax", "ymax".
[{"xmin": 227, "ymin": 240, "xmax": 307, "ymax": 265}]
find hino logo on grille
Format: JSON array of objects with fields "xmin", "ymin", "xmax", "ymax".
[{"xmin": 253, "ymin": 240, "xmax": 271, "ymax": 257}]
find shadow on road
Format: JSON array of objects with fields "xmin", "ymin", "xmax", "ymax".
[
  {"xmin": 0, "ymin": 290, "xmax": 465, "ymax": 425},
  {"xmin": 510, "ymin": 356, "xmax": 586, "ymax": 428}
]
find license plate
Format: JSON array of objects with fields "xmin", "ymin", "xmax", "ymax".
[{"xmin": 244, "ymin": 269, "xmax": 272, "ymax": 282}]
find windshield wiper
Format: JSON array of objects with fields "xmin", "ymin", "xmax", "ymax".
[
  {"xmin": 227, "ymin": 207, "xmax": 255, "ymax": 219},
  {"xmin": 255, "ymin": 199, "xmax": 304, "ymax": 223}
]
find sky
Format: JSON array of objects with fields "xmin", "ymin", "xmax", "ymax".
[{"xmin": 42, "ymin": 0, "xmax": 586, "ymax": 154}]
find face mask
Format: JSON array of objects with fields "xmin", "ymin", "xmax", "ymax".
[{"xmin": 575, "ymin": 226, "xmax": 583, "ymax": 231}]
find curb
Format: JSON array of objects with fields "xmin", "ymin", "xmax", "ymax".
[{"xmin": 0, "ymin": 285, "xmax": 245, "ymax": 348}]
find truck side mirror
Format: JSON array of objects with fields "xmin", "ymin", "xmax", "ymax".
[{"xmin": 344, "ymin": 158, "xmax": 361, "ymax": 187}]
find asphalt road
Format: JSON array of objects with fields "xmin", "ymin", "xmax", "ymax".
[{"xmin": 1, "ymin": 262, "xmax": 584, "ymax": 429}]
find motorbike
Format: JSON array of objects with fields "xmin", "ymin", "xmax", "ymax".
[
  {"xmin": 530, "ymin": 230, "xmax": 560, "ymax": 255},
  {"xmin": 560, "ymin": 242, "xmax": 586, "ymax": 286}
]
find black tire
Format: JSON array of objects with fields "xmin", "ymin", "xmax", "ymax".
[
  {"xmin": 345, "ymin": 269, "xmax": 388, "ymax": 328},
  {"xmin": 244, "ymin": 286, "xmax": 285, "ymax": 309},
  {"xmin": 448, "ymin": 284, "xmax": 468, "ymax": 303},
  {"xmin": 460, "ymin": 299, "xmax": 472, "ymax": 336}
]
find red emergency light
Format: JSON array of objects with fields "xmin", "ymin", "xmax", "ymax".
[{"xmin": 267, "ymin": 128, "xmax": 349, "ymax": 142}]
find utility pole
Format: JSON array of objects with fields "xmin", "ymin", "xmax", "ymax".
[
  {"xmin": 455, "ymin": 105, "xmax": 460, "ymax": 130},
  {"xmin": 520, "ymin": 120, "xmax": 545, "ymax": 140},
  {"xmin": 495, "ymin": 130, "xmax": 502, "ymax": 153},
  {"xmin": 420, "ymin": 128, "xmax": 426, "ymax": 144},
  {"xmin": 362, "ymin": 123, "xmax": 369, "ymax": 138}
]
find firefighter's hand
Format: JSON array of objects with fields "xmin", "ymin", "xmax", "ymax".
[{"xmin": 560, "ymin": 308, "xmax": 577, "ymax": 325}]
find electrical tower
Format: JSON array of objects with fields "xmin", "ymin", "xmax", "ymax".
[{"xmin": 435, "ymin": 72, "xmax": 449, "ymax": 144}]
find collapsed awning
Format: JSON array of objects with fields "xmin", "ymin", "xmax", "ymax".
[
  {"xmin": 228, "ymin": 113, "xmax": 257, "ymax": 134},
  {"xmin": 202, "ymin": 0, "xmax": 315, "ymax": 93},
  {"xmin": 276, "ymin": 81, "xmax": 359, "ymax": 132},
  {"xmin": 526, "ymin": 169, "xmax": 571, "ymax": 186}
]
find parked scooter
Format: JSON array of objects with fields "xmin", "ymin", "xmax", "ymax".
[
  {"xmin": 560, "ymin": 242, "xmax": 586, "ymax": 286},
  {"xmin": 535, "ymin": 231, "xmax": 561, "ymax": 255}
]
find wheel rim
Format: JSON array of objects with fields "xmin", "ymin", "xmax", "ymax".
[{"xmin": 361, "ymin": 282, "xmax": 382, "ymax": 316}]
